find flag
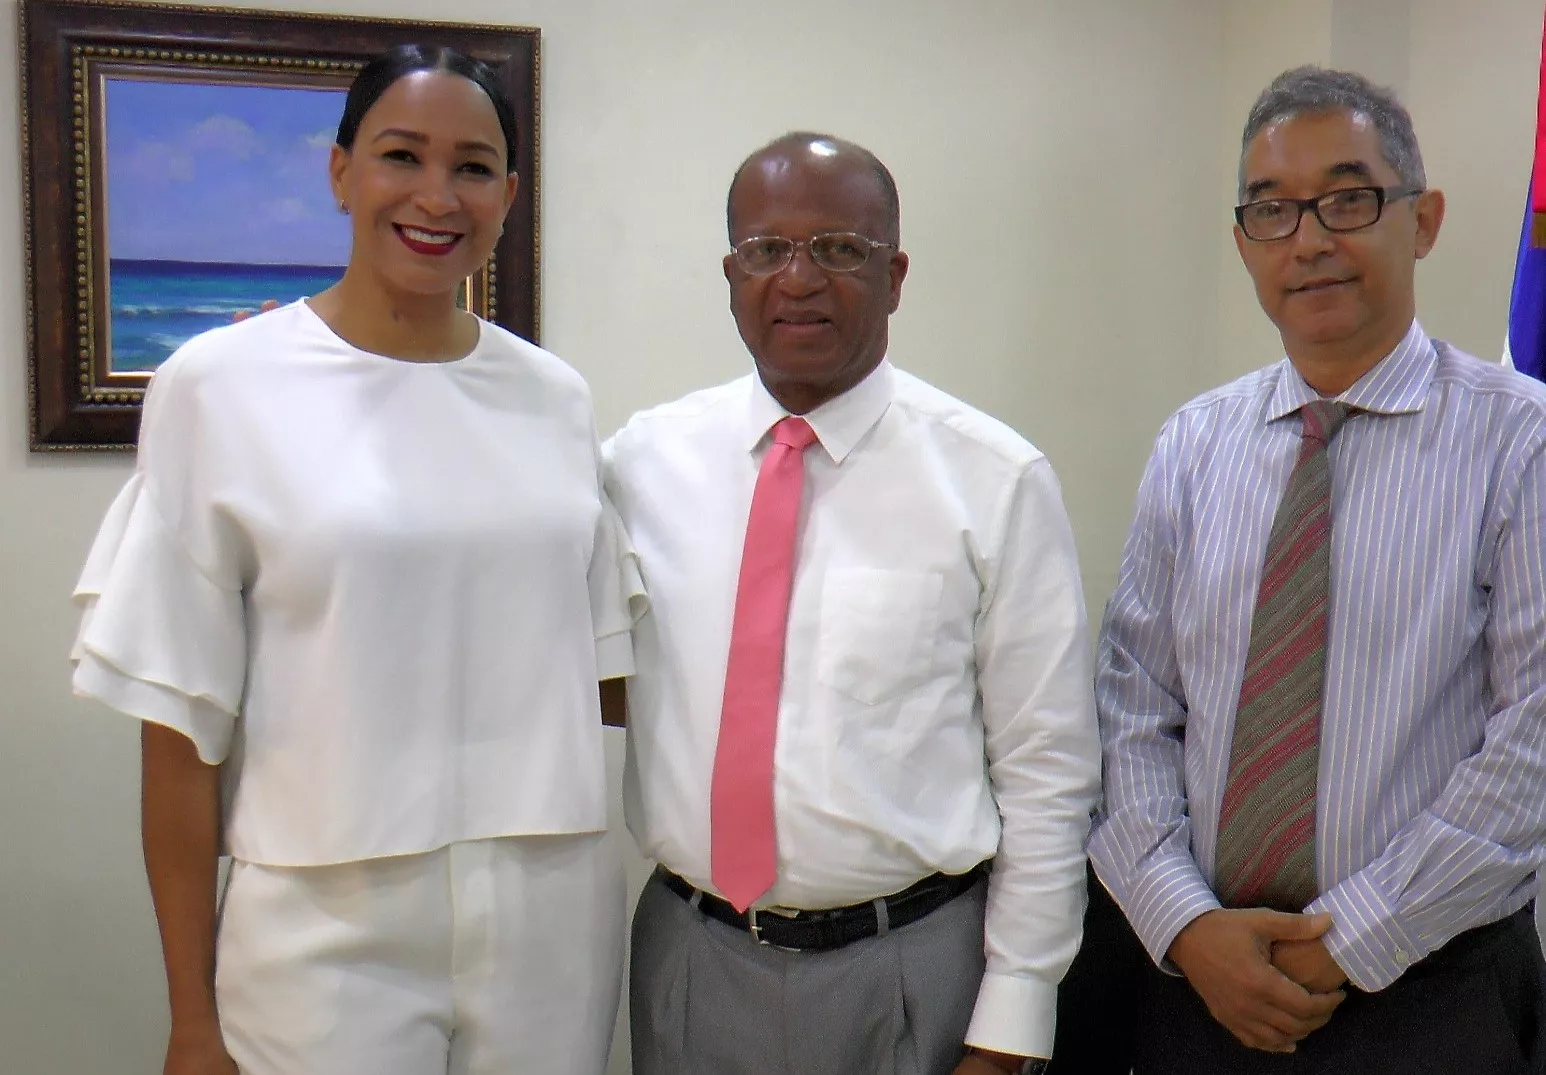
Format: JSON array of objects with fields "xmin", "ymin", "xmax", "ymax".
[
  {"xmin": 1534, "ymin": 1, "xmax": 1546, "ymax": 248},
  {"xmin": 1505, "ymin": 177, "xmax": 1546, "ymax": 380},
  {"xmin": 1504, "ymin": 6, "xmax": 1546, "ymax": 380}
]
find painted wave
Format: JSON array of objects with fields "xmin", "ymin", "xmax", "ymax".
[{"xmin": 108, "ymin": 259, "xmax": 345, "ymax": 373}]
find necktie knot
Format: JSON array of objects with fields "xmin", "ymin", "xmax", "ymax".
[
  {"xmin": 773, "ymin": 416, "xmax": 818, "ymax": 452},
  {"xmin": 1300, "ymin": 400, "xmax": 1352, "ymax": 446}
]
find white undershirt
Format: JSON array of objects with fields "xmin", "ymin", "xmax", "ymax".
[
  {"xmin": 604, "ymin": 361, "xmax": 1101, "ymax": 1058},
  {"xmin": 71, "ymin": 301, "xmax": 644, "ymax": 867}
]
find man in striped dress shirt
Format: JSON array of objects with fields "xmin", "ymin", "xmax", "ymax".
[{"xmin": 1089, "ymin": 65, "xmax": 1546, "ymax": 1074}]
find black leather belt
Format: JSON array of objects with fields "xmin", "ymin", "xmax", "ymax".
[{"xmin": 659, "ymin": 864, "xmax": 986, "ymax": 952}]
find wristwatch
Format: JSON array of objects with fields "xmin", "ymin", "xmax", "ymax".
[{"xmin": 968, "ymin": 1048, "xmax": 1049, "ymax": 1075}]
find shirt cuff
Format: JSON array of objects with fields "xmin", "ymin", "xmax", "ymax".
[
  {"xmin": 594, "ymin": 629, "xmax": 635, "ymax": 681},
  {"xmin": 1306, "ymin": 870, "xmax": 1424, "ymax": 992},
  {"xmin": 964, "ymin": 971, "xmax": 1056, "ymax": 1059},
  {"xmin": 1119, "ymin": 853, "xmax": 1222, "ymax": 973}
]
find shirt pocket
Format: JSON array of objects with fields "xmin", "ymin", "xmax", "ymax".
[{"xmin": 815, "ymin": 568, "xmax": 944, "ymax": 706}]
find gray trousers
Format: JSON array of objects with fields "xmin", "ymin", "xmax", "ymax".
[{"xmin": 629, "ymin": 870, "xmax": 988, "ymax": 1075}]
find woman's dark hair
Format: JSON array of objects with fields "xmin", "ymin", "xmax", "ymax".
[{"xmin": 335, "ymin": 44, "xmax": 519, "ymax": 172}]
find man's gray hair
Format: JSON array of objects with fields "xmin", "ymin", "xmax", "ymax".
[{"xmin": 1238, "ymin": 66, "xmax": 1425, "ymax": 201}]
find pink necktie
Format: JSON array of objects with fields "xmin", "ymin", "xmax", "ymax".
[{"xmin": 710, "ymin": 416, "xmax": 819, "ymax": 912}]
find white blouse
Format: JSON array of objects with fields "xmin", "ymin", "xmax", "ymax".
[{"xmin": 70, "ymin": 301, "xmax": 644, "ymax": 867}]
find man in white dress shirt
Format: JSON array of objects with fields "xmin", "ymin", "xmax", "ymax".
[{"xmin": 604, "ymin": 131, "xmax": 1101, "ymax": 1075}]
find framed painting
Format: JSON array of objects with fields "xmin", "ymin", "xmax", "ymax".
[{"xmin": 19, "ymin": 0, "xmax": 540, "ymax": 450}]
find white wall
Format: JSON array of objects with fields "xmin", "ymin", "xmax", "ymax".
[
  {"xmin": 1405, "ymin": 0, "xmax": 1543, "ymax": 357},
  {"xmin": 1214, "ymin": 0, "xmax": 1334, "ymax": 380},
  {"xmin": 1, "ymin": 2, "xmax": 1541, "ymax": 1073}
]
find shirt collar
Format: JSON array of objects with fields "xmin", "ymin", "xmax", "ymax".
[
  {"xmin": 1263, "ymin": 319, "xmax": 1436, "ymax": 422},
  {"xmin": 742, "ymin": 359, "xmax": 896, "ymax": 464}
]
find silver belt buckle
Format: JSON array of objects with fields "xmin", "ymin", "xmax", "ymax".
[{"xmin": 747, "ymin": 907, "xmax": 802, "ymax": 951}]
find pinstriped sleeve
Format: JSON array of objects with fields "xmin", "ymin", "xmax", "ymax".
[
  {"xmin": 1307, "ymin": 424, "xmax": 1546, "ymax": 991},
  {"xmin": 1088, "ymin": 418, "xmax": 1221, "ymax": 968}
]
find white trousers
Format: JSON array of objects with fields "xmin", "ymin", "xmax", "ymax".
[{"xmin": 214, "ymin": 834, "xmax": 625, "ymax": 1075}]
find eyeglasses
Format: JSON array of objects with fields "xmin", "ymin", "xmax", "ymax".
[
  {"xmin": 1234, "ymin": 185, "xmax": 1424, "ymax": 242},
  {"xmin": 730, "ymin": 232, "xmax": 896, "ymax": 275}
]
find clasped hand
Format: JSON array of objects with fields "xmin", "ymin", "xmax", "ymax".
[{"xmin": 1167, "ymin": 908, "xmax": 1349, "ymax": 1053}]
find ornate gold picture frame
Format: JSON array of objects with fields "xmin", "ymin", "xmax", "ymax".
[{"xmin": 19, "ymin": 0, "xmax": 540, "ymax": 450}]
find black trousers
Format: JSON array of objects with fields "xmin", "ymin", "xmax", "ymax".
[
  {"xmin": 1046, "ymin": 862, "xmax": 1147, "ymax": 1075},
  {"xmin": 1134, "ymin": 906, "xmax": 1546, "ymax": 1075}
]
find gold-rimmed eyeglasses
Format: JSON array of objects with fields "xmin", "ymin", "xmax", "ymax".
[{"xmin": 730, "ymin": 232, "xmax": 897, "ymax": 274}]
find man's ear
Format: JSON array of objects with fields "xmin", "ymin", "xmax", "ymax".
[
  {"xmin": 886, "ymin": 250, "xmax": 909, "ymax": 314},
  {"xmin": 1413, "ymin": 188, "xmax": 1445, "ymax": 260}
]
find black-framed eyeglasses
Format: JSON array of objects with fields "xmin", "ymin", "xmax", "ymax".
[
  {"xmin": 730, "ymin": 232, "xmax": 897, "ymax": 275},
  {"xmin": 1234, "ymin": 185, "xmax": 1424, "ymax": 242}
]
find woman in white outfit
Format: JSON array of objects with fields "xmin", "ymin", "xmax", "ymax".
[{"xmin": 69, "ymin": 45, "xmax": 642, "ymax": 1075}]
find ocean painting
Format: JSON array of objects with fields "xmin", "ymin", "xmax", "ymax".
[{"xmin": 103, "ymin": 77, "xmax": 351, "ymax": 373}]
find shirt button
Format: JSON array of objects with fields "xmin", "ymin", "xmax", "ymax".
[{"xmin": 1394, "ymin": 948, "xmax": 1410, "ymax": 965}]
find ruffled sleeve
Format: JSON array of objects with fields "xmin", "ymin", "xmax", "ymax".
[
  {"xmin": 69, "ymin": 358, "xmax": 248, "ymax": 764},
  {"xmin": 590, "ymin": 488, "xmax": 648, "ymax": 681}
]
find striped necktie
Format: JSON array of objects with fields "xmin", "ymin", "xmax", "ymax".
[{"xmin": 1214, "ymin": 399, "xmax": 1352, "ymax": 911}]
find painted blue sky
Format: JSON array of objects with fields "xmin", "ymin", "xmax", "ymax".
[{"xmin": 104, "ymin": 78, "xmax": 351, "ymax": 267}]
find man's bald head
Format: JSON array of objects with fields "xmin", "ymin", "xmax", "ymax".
[{"xmin": 726, "ymin": 131, "xmax": 900, "ymax": 245}]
